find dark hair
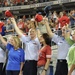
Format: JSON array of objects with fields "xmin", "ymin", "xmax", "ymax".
[{"xmin": 42, "ymin": 33, "xmax": 51, "ymax": 46}]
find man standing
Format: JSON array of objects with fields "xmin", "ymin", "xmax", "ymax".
[
  {"xmin": 10, "ymin": 18, "xmax": 41, "ymax": 75},
  {"xmin": 44, "ymin": 18, "xmax": 74, "ymax": 75}
]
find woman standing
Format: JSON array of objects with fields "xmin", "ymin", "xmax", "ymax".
[
  {"xmin": 37, "ymin": 33, "xmax": 52, "ymax": 75},
  {"xmin": 0, "ymin": 35, "xmax": 25, "ymax": 75}
]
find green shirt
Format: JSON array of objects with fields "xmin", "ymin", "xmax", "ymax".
[
  {"xmin": 65, "ymin": 37, "xmax": 74, "ymax": 46},
  {"xmin": 67, "ymin": 44, "xmax": 75, "ymax": 68}
]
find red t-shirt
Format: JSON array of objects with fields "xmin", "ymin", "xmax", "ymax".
[
  {"xmin": 58, "ymin": 15, "xmax": 70, "ymax": 27},
  {"xmin": 0, "ymin": 22, "xmax": 4, "ymax": 32},
  {"xmin": 17, "ymin": 22, "xmax": 24, "ymax": 30},
  {"xmin": 37, "ymin": 45, "xmax": 52, "ymax": 67},
  {"xmin": 24, "ymin": 24, "xmax": 29, "ymax": 33},
  {"xmin": 16, "ymin": 0, "xmax": 20, "ymax": 3}
]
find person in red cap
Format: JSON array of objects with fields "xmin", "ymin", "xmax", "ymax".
[{"xmin": 17, "ymin": 19, "xmax": 25, "ymax": 32}]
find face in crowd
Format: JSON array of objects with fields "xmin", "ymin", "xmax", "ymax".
[
  {"xmin": 39, "ymin": 35, "xmax": 45, "ymax": 44},
  {"xmin": 71, "ymin": 30, "xmax": 75, "ymax": 41},
  {"xmin": 61, "ymin": 26, "xmax": 67, "ymax": 37},
  {"xmin": 8, "ymin": 36, "xmax": 21, "ymax": 49},
  {"xmin": 39, "ymin": 33, "xmax": 51, "ymax": 46},
  {"xmin": 29, "ymin": 28, "xmax": 36, "ymax": 39}
]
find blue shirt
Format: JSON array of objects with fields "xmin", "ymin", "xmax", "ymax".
[
  {"xmin": 0, "ymin": 26, "xmax": 6, "ymax": 36},
  {"xmin": 6, "ymin": 43, "xmax": 25, "ymax": 70}
]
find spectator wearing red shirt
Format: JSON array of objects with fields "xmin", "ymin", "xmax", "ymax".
[
  {"xmin": 21, "ymin": 0, "xmax": 25, "ymax": 4},
  {"xmin": 37, "ymin": 33, "xmax": 52, "ymax": 75},
  {"xmin": 0, "ymin": 21, "xmax": 6, "ymax": 36},
  {"xmin": 55, "ymin": 11, "xmax": 63, "ymax": 30},
  {"xmin": 0, "ymin": 21, "xmax": 4, "ymax": 33},
  {"xmin": 24, "ymin": 19, "xmax": 31, "ymax": 33},
  {"xmin": 16, "ymin": 0, "xmax": 21, "ymax": 5},
  {"xmin": 58, "ymin": 11, "xmax": 70, "ymax": 28},
  {"xmin": 22, "ymin": 15, "xmax": 26, "ymax": 22},
  {"xmin": 17, "ymin": 19, "xmax": 25, "ymax": 32}
]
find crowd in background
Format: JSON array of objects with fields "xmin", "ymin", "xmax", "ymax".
[
  {"xmin": 0, "ymin": 9, "xmax": 75, "ymax": 36},
  {"xmin": 0, "ymin": 0, "xmax": 53, "ymax": 7}
]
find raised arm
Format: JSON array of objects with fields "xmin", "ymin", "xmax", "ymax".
[
  {"xmin": 0, "ymin": 40, "xmax": 6, "ymax": 51},
  {"xmin": 44, "ymin": 19, "xmax": 54, "ymax": 38},
  {"xmin": 63, "ymin": 24, "xmax": 71, "ymax": 38},
  {"xmin": 35, "ymin": 21, "xmax": 41, "ymax": 39},
  {"xmin": 0, "ymin": 34, "xmax": 7, "ymax": 46},
  {"xmin": 10, "ymin": 18, "xmax": 23, "ymax": 37}
]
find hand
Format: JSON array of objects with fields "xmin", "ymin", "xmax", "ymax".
[
  {"xmin": 0, "ymin": 34, "xmax": 2, "ymax": 38},
  {"xmin": 6, "ymin": 30, "xmax": 9, "ymax": 32},
  {"xmin": 69, "ymin": 13, "xmax": 71, "ymax": 16},
  {"xmin": 43, "ymin": 19, "xmax": 49, "ymax": 25},
  {"xmin": 10, "ymin": 18, "xmax": 16, "ymax": 24},
  {"xmin": 19, "ymin": 71, "xmax": 23, "ymax": 75},
  {"xmin": 0, "ymin": 34, "xmax": 1, "ymax": 36},
  {"xmin": 39, "ymin": 20, "xmax": 44, "ymax": 25},
  {"xmin": 41, "ymin": 70, "xmax": 46, "ymax": 75},
  {"xmin": 68, "ymin": 71, "xmax": 71, "ymax": 75}
]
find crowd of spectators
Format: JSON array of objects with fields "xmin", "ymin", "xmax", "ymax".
[
  {"xmin": 0, "ymin": 10, "xmax": 75, "ymax": 36},
  {"xmin": 0, "ymin": 0, "xmax": 53, "ymax": 7},
  {"xmin": 0, "ymin": 9, "xmax": 75, "ymax": 75}
]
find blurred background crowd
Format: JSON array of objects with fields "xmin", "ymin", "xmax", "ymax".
[
  {"xmin": 0, "ymin": 9, "xmax": 75, "ymax": 36},
  {"xmin": 0, "ymin": 0, "xmax": 55, "ymax": 7}
]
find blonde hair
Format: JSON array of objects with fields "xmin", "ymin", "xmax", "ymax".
[{"xmin": 12, "ymin": 36, "xmax": 21, "ymax": 49}]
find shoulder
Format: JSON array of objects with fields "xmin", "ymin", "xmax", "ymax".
[
  {"xmin": 19, "ymin": 48, "xmax": 24, "ymax": 51},
  {"xmin": 52, "ymin": 34, "xmax": 60, "ymax": 39},
  {"xmin": 46, "ymin": 45, "xmax": 51, "ymax": 49},
  {"xmin": 46, "ymin": 45, "xmax": 51, "ymax": 48},
  {"xmin": 34, "ymin": 37, "xmax": 40, "ymax": 43},
  {"xmin": 19, "ymin": 48, "xmax": 24, "ymax": 54}
]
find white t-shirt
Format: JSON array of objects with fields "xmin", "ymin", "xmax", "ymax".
[{"xmin": 0, "ymin": 47, "xmax": 6, "ymax": 62}]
